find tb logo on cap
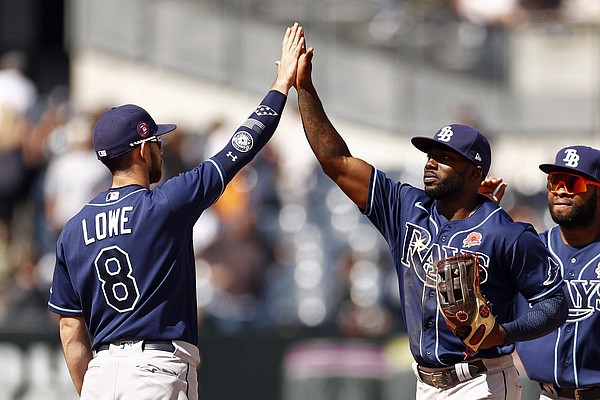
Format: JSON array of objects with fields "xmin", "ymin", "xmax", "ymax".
[
  {"xmin": 437, "ymin": 126, "xmax": 454, "ymax": 142},
  {"xmin": 563, "ymin": 149, "xmax": 580, "ymax": 167}
]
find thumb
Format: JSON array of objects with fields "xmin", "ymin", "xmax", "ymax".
[{"xmin": 305, "ymin": 47, "xmax": 314, "ymax": 61}]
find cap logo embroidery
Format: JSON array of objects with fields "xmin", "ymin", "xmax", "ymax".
[
  {"xmin": 563, "ymin": 149, "xmax": 580, "ymax": 167},
  {"xmin": 137, "ymin": 122, "xmax": 150, "ymax": 137},
  {"xmin": 475, "ymin": 153, "xmax": 482, "ymax": 162},
  {"xmin": 437, "ymin": 126, "xmax": 453, "ymax": 142}
]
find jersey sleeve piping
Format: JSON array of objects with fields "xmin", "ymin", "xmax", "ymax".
[
  {"xmin": 48, "ymin": 302, "xmax": 83, "ymax": 315},
  {"xmin": 527, "ymin": 280, "xmax": 564, "ymax": 302},
  {"xmin": 205, "ymin": 158, "xmax": 226, "ymax": 207},
  {"xmin": 364, "ymin": 167, "xmax": 378, "ymax": 217}
]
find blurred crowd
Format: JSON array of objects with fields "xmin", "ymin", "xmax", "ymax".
[
  {"xmin": 0, "ymin": 48, "xmax": 405, "ymax": 339},
  {"xmin": 0, "ymin": 0, "xmax": 582, "ymax": 341},
  {"xmin": 368, "ymin": 0, "xmax": 600, "ymax": 81}
]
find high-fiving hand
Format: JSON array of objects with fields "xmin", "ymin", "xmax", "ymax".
[{"xmin": 272, "ymin": 22, "xmax": 305, "ymax": 95}]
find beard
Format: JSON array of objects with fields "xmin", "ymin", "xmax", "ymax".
[
  {"xmin": 149, "ymin": 150, "xmax": 162, "ymax": 184},
  {"xmin": 424, "ymin": 172, "xmax": 465, "ymax": 200},
  {"xmin": 549, "ymin": 197, "xmax": 597, "ymax": 229}
]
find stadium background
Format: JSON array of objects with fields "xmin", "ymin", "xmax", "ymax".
[{"xmin": 1, "ymin": 0, "xmax": 600, "ymax": 399}]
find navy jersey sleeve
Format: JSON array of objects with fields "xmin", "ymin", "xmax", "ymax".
[
  {"xmin": 48, "ymin": 235, "xmax": 83, "ymax": 316},
  {"xmin": 506, "ymin": 224, "xmax": 563, "ymax": 303},
  {"xmin": 154, "ymin": 90, "xmax": 287, "ymax": 228},
  {"xmin": 363, "ymin": 168, "xmax": 418, "ymax": 251},
  {"xmin": 210, "ymin": 90, "xmax": 286, "ymax": 183}
]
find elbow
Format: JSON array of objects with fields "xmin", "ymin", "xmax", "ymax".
[
  {"xmin": 538, "ymin": 289, "xmax": 569, "ymax": 335},
  {"xmin": 554, "ymin": 290, "xmax": 569, "ymax": 328},
  {"xmin": 319, "ymin": 159, "xmax": 343, "ymax": 181}
]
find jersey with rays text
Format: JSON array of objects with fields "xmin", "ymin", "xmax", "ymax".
[
  {"xmin": 364, "ymin": 168, "xmax": 562, "ymax": 367},
  {"xmin": 516, "ymin": 226, "xmax": 600, "ymax": 388}
]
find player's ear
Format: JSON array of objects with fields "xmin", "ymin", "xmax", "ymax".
[
  {"xmin": 138, "ymin": 142, "xmax": 151, "ymax": 161},
  {"xmin": 470, "ymin": 166, "xmax": 483, "ymax": 182}
]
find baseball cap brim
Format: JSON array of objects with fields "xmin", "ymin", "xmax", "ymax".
[
  {"xmin": 539, "ymin": 163, "xmax": 599, "ymax": 183},
  {"xmin": 411, "ymin": 137, "xmax": 464, "ymax": 158},
  {"xmin": 156, "ymin": 123, "xmax": 177, "ymax": 136}
]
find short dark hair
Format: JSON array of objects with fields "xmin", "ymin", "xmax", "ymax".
[{"xmin": 101, "ymin": 150, "xmax": 135, "ymax": 174}]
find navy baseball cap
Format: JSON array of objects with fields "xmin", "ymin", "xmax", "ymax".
[
  {"xmin": 539, "ymin": 145, "xmax": 600, "ymax": 182},
  {"xmin": 411, "ymin": 124, "xmax": 492, "ymax": 177},
  {"xmin": 93, "ymin": 104, "xmax": 177, "ymax": 160}
]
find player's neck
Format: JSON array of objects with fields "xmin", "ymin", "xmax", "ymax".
[
  {"xmin": 559, "ymin": 221, "xmax": 600, "ymax": 248},
  {"xmin": 111, "ymin": 169, "xmax": 150, "ymax": 189},
  {"xmin": 437, "ymin": 196, "xmax": 481, "ymax": 221}
]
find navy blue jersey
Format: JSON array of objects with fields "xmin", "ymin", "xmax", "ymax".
[
  {"xmin": 516, "ymin": 226, "xmax": 600, "ymax": 387},
  {"xmin": 364, "ymin": 169, "xmax": 562, "ymax": 367},
  {"xmin": 48, "ymin": 90, "xmax": 286, "ymax": 349}
]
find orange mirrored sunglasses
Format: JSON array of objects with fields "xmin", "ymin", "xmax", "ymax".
[{"xmin": 547, "ymin": 172, "xmax": 600, "ymax": 195}]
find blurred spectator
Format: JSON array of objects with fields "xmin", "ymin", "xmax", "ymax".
[
  {"xmin": 43, "ymin": 113, "xmax": 111, "ymax": 245},
  {"xmin": 197, "ymin": 221, "xmax": 276, "ymax": 335},
  {"xmin": 160, "ymin": 127, "xmax": 191, "ymax": 180},
  {"xmin": 0, "ymin": 106, "xmax": 29, "ymax": 239},
  {"xmin": 244, "ymin": 145, "xmax": 282, "ymax": 240},
  {"xmin": 20, "ymin": 88, "xmax": 75, "ymax": 257},
  {"xmin": 452, "ymin": 0, "xmax": 529, "ymax": 27},
  {"xmin": 0, "ymin": 50, "xmax": 37, "ymax": 117},
  {"xmin": 0, "ymin": 246, "xmax": 52, "ymax": 333},
  {"xmin": 202, "ymin": 117, "xmax": 231, "ymax": 159}
]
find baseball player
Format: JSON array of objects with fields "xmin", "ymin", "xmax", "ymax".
[
  {"xmin": 295, "ymin": 45, "xmax": 568, "ymax": 399},
  {"xmin": 47, "ymin": 23, "xmax": 305, "ymax": 399},
  {"xmin": 515, "ymin": 145, "xmax": 600, "ymax": 400}
]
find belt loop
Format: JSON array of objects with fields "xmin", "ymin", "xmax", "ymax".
[
  {"xmin": 455, "ymin": 362, "xmax": 473, "ymax": 381},
  {"xmin": 574, "ymin": 387, "xmax": 590, "ymax": 400}
]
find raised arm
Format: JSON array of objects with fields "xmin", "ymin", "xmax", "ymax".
[
  {"xmin": 296, "ymin": 47, "xmax": 373, "ymax": 209},
  {"xmin": 209, "ymin": 23, "xmax": 304, "ymax": 184}
]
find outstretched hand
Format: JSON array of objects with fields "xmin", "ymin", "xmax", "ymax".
[
  {"xmin": 272, "ymin": 22, "xmax": 305, "ymax": 95},
  {"xmin": 479, "ymin": 177, "xmax": 507, "ymax": 204},
  {"xmin": 295, "ymin": 46, "xmax": 314, "ymax": 91}
]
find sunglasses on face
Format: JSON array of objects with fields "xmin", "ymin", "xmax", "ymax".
[
  {"xmin": 147, "ymin": 136, "xmax": 162, "ymax": 149},
  {"xmin": 547, "ymin": 172, "xmax": 600, "ymax": 195}
]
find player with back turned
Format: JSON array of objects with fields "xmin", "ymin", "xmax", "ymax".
[
  {"xmin": 515, "ymin": 146, "xmax": 600, "ymax": 400},
  {"xmin": 294, "ymin": 41, "xmax": 568, "ymax": 399},
  {"xmin": 47, "ymin": 23, "xmax": 305, "ymax": 400}
]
